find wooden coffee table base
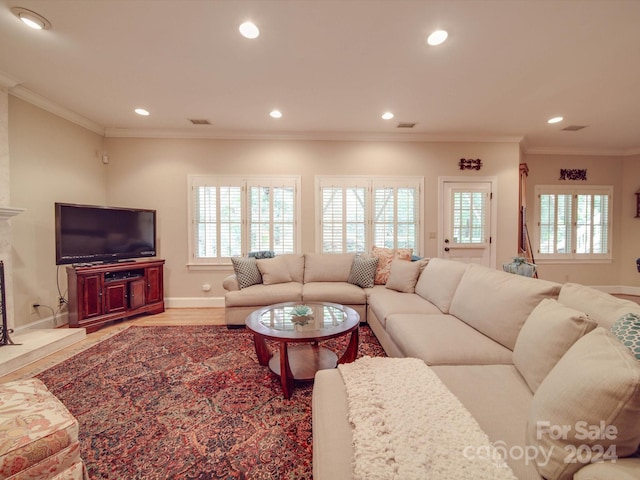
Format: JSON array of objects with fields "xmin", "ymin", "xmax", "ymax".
[
  {"xmin": 246, "ymin": 302, "xmax": 360, "ymax": 399},
  {"xmin": 252, "ymin": 328, "xmax": 359, "ymax": 399}
]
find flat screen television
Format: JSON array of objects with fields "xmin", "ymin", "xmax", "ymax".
[{"xmin": 55, "ymin": 202, "xmax": 157, "ymax": 265}]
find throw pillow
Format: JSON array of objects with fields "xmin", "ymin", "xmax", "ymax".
[
  {"xmin": 371, "ymin": 246, "xmax": 413, "ymax": 285},
  {"xmin": 611, "ymin": 312, "xmax": 640, "ymax": 360},
  {"xmin": 248, "ymin": 250, "xmax": 275, "ymax": 259},
  {"xmin": 256, "ymin": 256, "xmax": 292, "ymax": 285},
  {"xmin": 513, "ymin": 298, "xmax": 596, "ymax": 393},
  {"xmin": 348, "ymin": 255, "xmax": 378, "ymax": 288},
  {"xmin": 527, "ymin": 328, "xmax": 640, "ymax": 480},
  {"xmin": 230, "ymin": 256, "xmax": 262, "ymax": 289},
  {"xmin": 385, "ymin": 259, "xmax": 423, "ymax": 293}
]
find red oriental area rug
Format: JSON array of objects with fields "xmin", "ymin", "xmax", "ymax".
[{"xmin": 36, "ymin": 325, "xmax": 385, "ymax": 479}]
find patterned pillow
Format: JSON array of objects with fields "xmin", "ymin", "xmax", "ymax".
[
  {"xmin": 611, "ymin": 312, "xmax": 640, "ymax": 360},
  {"xmin": 371, "ymin": 247, "xmax": 413, "ymax": 285},
  {"xmin": 230, "ymin": 256, "xmax": 263, "ymax": 289},
  {"xmin": 248, "ymin": 250, "xmax": 275, "ymax": 259},
  {"xmin": 348, "ymin": 256, "xmax": 379, "ymax": 288}
]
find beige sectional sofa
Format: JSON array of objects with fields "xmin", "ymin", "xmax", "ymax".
[
  {"xmin": 223, "ymin": 253, "xmax": 371, "ymax": 326},
  {"xmin": 313, "ymin": 258, "xmax": 640, "ymax": 480}
]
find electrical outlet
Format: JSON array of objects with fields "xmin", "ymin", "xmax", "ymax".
[{"xmin": 31, "ymin": 302, "xmax": 40, "ymax": 313}]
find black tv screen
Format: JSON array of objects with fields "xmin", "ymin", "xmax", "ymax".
[{"xmin": 55, "ymin": 203, "xmax": 157, "ymax": 265}]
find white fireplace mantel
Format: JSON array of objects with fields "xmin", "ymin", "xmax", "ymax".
[{"xmin": 0, "ymin": 207, "xmax": 25, "ymax": 219}]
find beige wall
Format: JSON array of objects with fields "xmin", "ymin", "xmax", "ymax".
[
  {"xmin": 9, "ymin": 97, "xmax": 106, "ymax": 327},
  {"xmin": 103, "ymin": 137, "xmax": 521, "ymax": 302},
  {"xmin": 522, "ymin": 154, "xmax": 634, "ymax": 286}
]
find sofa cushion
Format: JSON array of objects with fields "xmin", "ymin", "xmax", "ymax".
[
  {"xmin": 431, "ymin": 364, "xmax": 539, "ymax": 480},
  {"xmin": 414, "ymin": 258, "xmax": 468, "ymax": 313},
  {"xmin": 514, "ymin": 298, "xmax": 597, "ymax": 393},
  {"xmin": 449, "ymin": 264, "xmax": 561, "ymax": 350},
  {"xmin": 303, "ymin": 282, "xmax": 367, "ymax": 305},
  {"xmin": 230, "ymin": 256, "xmax": 262, "ymax": 289},
  {"xmin": 527, "ymin": 328, "xmax": 640, "ymax": 480},
  {"xmin": 279, "ymin": 253, "xmax": 305, "ymax": 283},
  {"xmin": 558, "ymin": 283, "xmax": 640, "ymax": 329},
  {"xmin": 385, "ymin": 259, "xmax": 423, "ymax": 293},
  {"xmin": 367, "ymin": 288, "xmax": 441, "ymax": 327},
  {"xmin": 348, "ymin": 255, "xmax": 378, "ymax": 288},
  {"xmin": 304, "ymin": 253, "xmax": 355, "ymax": 283},
  {"xmin": 386, "ymin": 314, "xmax": 513, "ymax": 365},
  {"xmin": 257, "ymin": 256, "xmax": 293, "ymax": 285},
  {"xmin": 610, "ymin": 312, "xmax": 640, "ymax": 360},
  {"xmin": 371, "ymin": 247, "xmax": 413, "ymax": 285},
  {"xmin": 225, "ymin": 282, "xmax": 303, "ymax": 307}
]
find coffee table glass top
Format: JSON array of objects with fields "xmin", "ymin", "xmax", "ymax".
[{"xmin": 246, "ymin": 301, "xmax": 359, "ymax": 340}]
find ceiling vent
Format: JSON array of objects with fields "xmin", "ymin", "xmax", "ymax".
[
  {"xmin": 562, "ymin": 125, "xmax": 588, "ymax": 131},
  {"xmin": 397, "ymin": 122, "xmax": 417, "ymax": 129},
  {"xmin": 188, "ymin": 119, "xmax": 211, "ymax": 125}
]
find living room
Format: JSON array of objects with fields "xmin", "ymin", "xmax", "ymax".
[{"xmin": 1, "ymin": 1, "xmax": 640, "ymax": 479}]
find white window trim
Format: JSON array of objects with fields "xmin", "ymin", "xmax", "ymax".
[
  {"xmin": 314, "ymin": 175, "xmax": 424, "ymax": 255},
  {"xmin": 534, "ymin": 185, "xmax": 613, "ymax": 264},
  {"xmin": 187, "ymin": 174, "xmax": 301, "ymax": 269}
]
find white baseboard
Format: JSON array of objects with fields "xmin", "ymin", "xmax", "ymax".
[
  {"xmin": 16, "ymin": 312, "xmax": 69, "ymax": 331},
  {"xmin": 164, "ymin": 297, "xmax": 225, "ymax": 308}
]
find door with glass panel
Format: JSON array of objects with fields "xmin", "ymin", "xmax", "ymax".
[{"xmin": 442, "ymin": 182, "xmax": 492, "ymax": 266}]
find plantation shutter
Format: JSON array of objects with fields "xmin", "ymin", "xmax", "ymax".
[
  {"xmin": 191, "ymin": 179, "xmax": 243, "ymax": 260},
  {"xmin": 189, "ymin": 175, "xmax": 299, "ymax": 264},
  {"xmin": 320, "ymin": 184, "xmax": 366, "ymax": 253},
  {"xmin": 372, "ymin": 180, "xmax": 419, "ymax": 251},
  {"xmin": 248, "ymin": 179, "xmax": 297, "ymax": 255},
  {"xmin": 536, "ymin": 186, "xmax": 611, "ymax": 260}
]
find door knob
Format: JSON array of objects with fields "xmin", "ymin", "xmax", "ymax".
[
  {"xmin": 444, "ymin": 239, "xmax": 450, "ymax": 243},
  {"xmin": 444, "ymin": 247, "xmax": 450, "ymax": 252}
]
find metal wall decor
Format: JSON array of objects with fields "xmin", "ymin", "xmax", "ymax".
[
  {"xmin": 459, "ymin": 158, "xmax": 482, "ymax": 170},
  {"xmin": 0, "ymin": 261, "xmax": 16, "ymax": 347},
  {"xmin": 559, "ymin": 169, "xmax": 587, "ymax": 181}
]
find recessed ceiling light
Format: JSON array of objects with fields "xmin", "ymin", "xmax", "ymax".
[
  {"xmin": 239, "ymin": 21, "xmax": 260, "ymax": 39},
  {"xmin": 548, "ymin": 116, "xmax": 564, "ymax": 124},
  {"xmin": 135, "ymin": 108, "xmax": 150, "ymax": 116},
  {"xmin": 381, "ymin": 112, "xmax": 394, "ymax": 120},
  {"xmin": 270, "ymin": 110, "xmax": 282, "ymax": 119},
  {"xmin": 426, "ymin": 29, "xmax": 448, "ymax": 46},
  {"xmin": 11, "ymin": 7, "xmax": 51, "ymax": 30}
]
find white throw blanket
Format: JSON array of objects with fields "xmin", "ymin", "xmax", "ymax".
[{"xmin": 338, "ymin": 356, "xmax": 517, "ymax": 480}]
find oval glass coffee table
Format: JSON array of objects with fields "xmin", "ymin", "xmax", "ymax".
[{"xmin": 245, "ymin": 301, "xmax": 360, "ymax": 398}]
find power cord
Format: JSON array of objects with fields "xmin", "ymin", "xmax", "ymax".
[{"xmin": 32, "ymin": 303, "xmax": 59, "ymax": 327}]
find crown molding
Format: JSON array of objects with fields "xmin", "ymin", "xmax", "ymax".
[
  {"xmin": 104, "ymin": 127, "xmax": 524, "ymax": 144},
  {"xmin": 0, "ymin": 71, "xmax": 21, "ymax": 89},
  {"xmin": 9, "ymin": 86, "xmax": 105, "ymax": 136},
  {"xmin": 523, "ymin": 146, "xmax": 636, "ymax": 157}
]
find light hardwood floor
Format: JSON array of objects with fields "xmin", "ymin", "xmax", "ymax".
[{"xmin": 0, "ymin": 308, "xmax": 226, "ymax": 383}]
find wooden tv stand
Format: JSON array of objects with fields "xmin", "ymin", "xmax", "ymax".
[{"xmin": 66, "ymin": 258, "xmax": 165, "ymax": 332}]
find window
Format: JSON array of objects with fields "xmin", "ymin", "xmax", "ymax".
[
  {"xmin": 189, "ymin": 175, "xmax": 300, "ymax": 265},
  {"xmin": 317, "ymin": 176, "xmax": 423, "ymax": 254},
  {"xmin": 535, "ymin": 185, "xmax": 612, "ymax": 261},
  {"xmin": 451, "ymin": 190, "xmax": 487, "ymax": 244}
]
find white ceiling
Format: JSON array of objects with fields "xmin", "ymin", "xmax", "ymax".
[{"xmin": 1, "ymin": 0, "xmax": 639, "ymax": 155}]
